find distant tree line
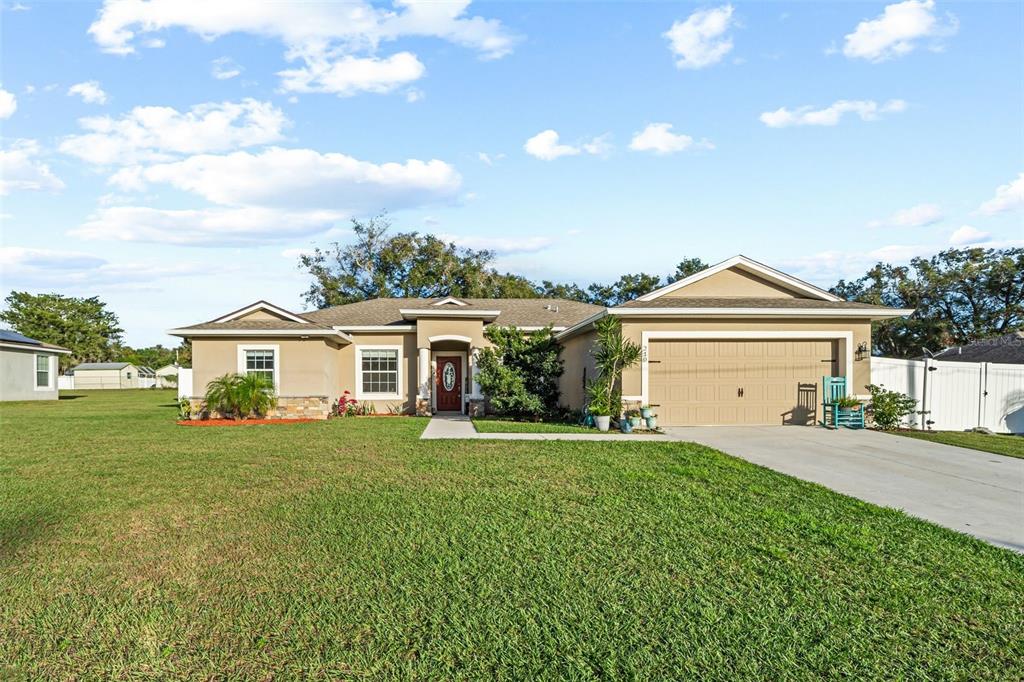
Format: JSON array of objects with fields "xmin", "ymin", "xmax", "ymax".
[{"xmin": 0, "ymin": 292, "xmax": 191, "ymax": 372}]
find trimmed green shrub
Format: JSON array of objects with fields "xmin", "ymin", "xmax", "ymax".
[
  {"xmin": 476, "ymin": 325, "xmax": 562, "ymax": 419},
  {"xmin": 866, "ymin": 384, "xmax": 918, "ymax": 430}
]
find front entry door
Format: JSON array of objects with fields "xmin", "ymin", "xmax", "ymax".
[{"xmin": 435, "ymin": 356, "xmax": 462, "ymax": 412}]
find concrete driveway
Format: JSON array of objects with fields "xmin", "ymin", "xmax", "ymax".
[{"xmin": 663, "ymin": 425, "xmax": 1024, "ymax": 552}]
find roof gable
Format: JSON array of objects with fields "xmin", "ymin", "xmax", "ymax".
[
  {"xmin": 636, "ymin": 255, "xmax": 840, "ymax": 302},
  {"xmin": 211, "ymin": 300, "xmax": 311, "ymax": 324}
]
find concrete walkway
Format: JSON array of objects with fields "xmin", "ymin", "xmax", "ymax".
[
  {"xmin": 420, "ymin": 414, "xmax": 673, "ymax": 441},
  {"xmin": 664, "ymin": 425, "xmax": 1024, "ymax": 552}
]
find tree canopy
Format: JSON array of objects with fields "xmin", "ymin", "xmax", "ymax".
[
  {"xmin": 831, "ymin": 247, "xmax": 1023, "ymax": 357},
  {"xmin": 299, "ymin": 215, "xmax": 708, "ymax": 308},
  {"xmin": 0, "ymin": 292, "xmax": 124, "ymax": 370}
]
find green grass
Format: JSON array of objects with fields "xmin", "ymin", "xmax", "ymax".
[
  {"xmin": 472, "ymin": 417, "xmax": 600, "ymax": 433},
  {"xmin": 888, "ymin": 429, "xmax": 1024, "ymax": 459},
  {"xmin": 2, "ymin": 390, "xmax": 1022, "ymax": 679}
]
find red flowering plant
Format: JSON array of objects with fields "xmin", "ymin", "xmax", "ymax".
[{"xmin": 331, "ymin": 390, "xmax": 359, "ymax": 417}]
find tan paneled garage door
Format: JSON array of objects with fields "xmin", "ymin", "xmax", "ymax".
[{"xmin": 648, "ymin": 339, "xmax": 837, "ymax": 426}]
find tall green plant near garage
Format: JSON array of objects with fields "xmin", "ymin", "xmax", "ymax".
[
  {"xmin": 203, "ymin": 373, "xmax": 277, "ymax": 419},
  {"xmin": 588, "ymin": 316, "xmax": 642, "ymax": 419}
]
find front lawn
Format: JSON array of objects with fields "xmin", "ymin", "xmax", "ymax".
[
  {"xmin": 472, "ymin": 417, "xmax": 600, "ymax": 433},
  {"xmin": 2, "ymin": 390, "xmax": 1022, "ymax": 678},
  {"xmin": 889, "ymin": 428, "xmax": 1024, "ymax": 459}
]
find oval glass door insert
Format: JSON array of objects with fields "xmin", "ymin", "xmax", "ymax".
[{"xmin": 442, "ymin": 362, "xmax": 456, "ymax": 391}]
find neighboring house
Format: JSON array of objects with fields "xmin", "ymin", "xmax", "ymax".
[
  {"xmin": 155, "ymin": 364, "xmax": 180, "ymax": 388},
  {"xmin": 71, "ymin": 362, "xmax": 142, "ymax": 389},
  {"xmin": 0, "ymin": 330, "xmax": 72, "ymax": 401},
  {"xmin": 930, "ymin": 332, "xmax": 1024, "ymax": 365},
  {"xmin": 169, "ymin": 255, "xmax": 912, "ymax": 425}
]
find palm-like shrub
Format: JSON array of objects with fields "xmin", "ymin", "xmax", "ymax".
[
  {"xmin": 203, "ymin": 373, "xmax": 276, "ymax": 419},
  {"xmin": 587, "ymin": 316, "xmax": 642, "ymax": 418}
]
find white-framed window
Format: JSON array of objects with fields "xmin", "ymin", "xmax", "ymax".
[
  {"xmin": 34, "ymin": 354, "xmax": 53, "ymax": 390},
  {"xmin": 356, "ymin": 345, "xmax": 402, "ymax": 399},
  {"xmin": 237, "ymin": 344, "xmax": 280, "ymax": 390}
]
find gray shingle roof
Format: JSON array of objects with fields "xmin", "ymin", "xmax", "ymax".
[
  {"xmin": 176, "ymin": 320, "xmax": 324, "ymax": 331},
  {"xmin": 614, "ymin": 297, "xmax": 897, "ymax": 311},
  {"xmin": 931, "ymin": 332, "xmax": 1024, "ymax": 365},
  {"xmin": 302, "ymin": 298, "xmax": 602, "ymax": 328}
]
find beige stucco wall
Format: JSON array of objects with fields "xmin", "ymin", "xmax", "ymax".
[
  {"xmin": 618, "ymin": 318, "xmax": 873, "ymax": 398},
  {"xmin": 338, "ymin": 332, "xmax": 418, "ymax": 413},
  {"xmin": 558, "ymin": 329, "xmax": 597, "ymax": 410},
  {"xmin": 652, "ymin": 268, "xmax": 801, "ymax": 299},
  {"xmin": 191, "ymin": 337, "xmax": 342, "ymax": 399},
  {"xmin": 0, "ymin": 347, "xmax": 59, "ymax": 401},
  {"xmin": 415, "ymin": 318, "xmax": 489, "ymax": 349}
]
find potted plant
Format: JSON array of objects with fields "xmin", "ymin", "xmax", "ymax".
[
  {"xmin": 835, "ymin": 395, "xmax": 862, "ymax": 410},
  {"xmin": 640, "ymin": 405, "xmax": 652, "ymax": 419},
  {"xmin": 620, "ymin": 416, "xmax": 633, "ymax": 433},
  {"xmin": 626, "ymin": 409, "xmax": 642, "ymax": 428},
  {"xmin": 586, "ymin": 381, "xmax": 612, "ymax": 432},
  {"xmin": 645, "ymin": 412, "xmax": 658, "ymax": 429}
]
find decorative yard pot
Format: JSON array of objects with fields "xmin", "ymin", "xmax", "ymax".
[
  {"xmin": 595, "ymin": 416, "xmax": 611, "ymax": 432},
  {"xmin": 620, "ymin": 419, "xmax": 633, "ymax": 433},
  {"xmin": 630, "ymin": 416, "xmax": 642, "ymax": 428},
  {"xmin": 640, "ymin": 407, "xmax": 652, "ymax": 419},
  {"xmin": 646, "ymin": 416, "xmax": 658, "ymax": 429}
]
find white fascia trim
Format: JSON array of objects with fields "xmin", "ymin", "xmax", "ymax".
[
  {"xmin": 0, "ymin": 342, "xmax": 72, "ymax": 354},
  {"xmin": 237, "ymin": 343, "xmax": 281, "ymax": 393},
  {"xmin": 399, "ymin": 309, "xmax": 501, "ymax": 319},
  {"xmin": 635, "ymin": 255, "xmax": 842, "ymax": 302},
  {"xmin": 432, "ymin": 296, "xmax": 468, "ymax": 306},
  {"xmin": 428, "ymin": 334, "xmax": 473, "ymax": 344},
  {"xmin": 167, "ymin": 328, "xmax": 352, "ymax": 342},
  {"xmin": 639, "ymin": 330, "xmax": 855, "ymax": 406},
  {"xmin": 334, "ymin": 325, "xmax": 415, "ymax": 333},
  {"xmin": 213, "ymin": 301, "xmax": 310, "ymax": 324},
  {"xmin": 355, "ymin": 344, "xmax": 404, "ymax": 401},
  {"xmin": 611, "ymin": 308, "xmax": 913, "ymax": 318},
  {"xmin": 33, "ymin": 354, "xmax": 56, "ymax": 391}
]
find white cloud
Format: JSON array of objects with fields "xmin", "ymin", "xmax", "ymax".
[
  {"xmin": 0, "ymin": 246, "xmax": 205, "ymax": 288},
  {"xmin": 280, "ymin": 247, "xmax": 315, "ymax": 260},
  {"xmin": 67, "ymin": 80, "xmax": 108, "ymax": 104},
  {"xmin": 211, "ymin": 57, "xmax": 242, "ymax": 80},
  {"xmin": 760, "ymin": 99, "xmax": 906, "ymax": 127},
  {"xmin": 477, "ymin": 151, "xmax": 504, "ymax": 166},
  {"xmin": 112, "ymin": 147, "xmax": 462, "ymax": 210},
  {"xmin": 524, "ymin": 130, "xmax": 609, "ymax": 161},
  {"xmin": 867, "ymin": 203, "xmax": 943, "ymax": 228},
  {"xmin": 664, "ymin": 4, "xmax": 735, "ymax": 70},
  {"xmin": 0, "ymin": 86, "xmax": 16, "ymax": 119},
  {"xmin": 405, "ymin": 88, "xmax": 424, "ymax": 103},
  {"xmin": 277, "ymin": 52, "xmax": 425, "ymax": 96},
  {"xmin": 0, "ymin": 140, "xmax": 65, "ymax": 195},
  {"xmin": 439, "ymin": 234, "xmax": 553, "ymax": 255},
  {"xmin": 87, "ymin": 0, "xmax": 517, "ymax": 96},
  {"xmin": 69, "ymin": 206, "xmax": 348, "ymax": 247},
  {"xmin": 948, "ymin": 225, "xmax": 991, "ymax": 246},
  {"xmin": 977, "ymin": 173, "xmax": 1024, "ymax": 215},
  {"xmin": 779, "ymin": 244, "xmax": 933, "ymax": 283},
  {"xmin": 629, "ymin": 123, "xmax": 713, "ymax": 155},
  {"xmin": 842, "ymin": 0, "xmax": 958, "ymax": 62},
  {"xmin": 59, "ymin": 98, "xmax": 288, "ymax": 165}
]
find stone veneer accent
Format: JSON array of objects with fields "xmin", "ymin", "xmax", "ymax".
[
  {"xmin": 188, "ymin": 395, "xmax": 331, "ymax": 420},
  {"xmin": 415, "ymin": 397, "xmax": 431, "ymax": 417}
]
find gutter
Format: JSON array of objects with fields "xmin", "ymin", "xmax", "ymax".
[{"xmin": 167, "ymin": 328, "xmax": 353, "ymax": 343}]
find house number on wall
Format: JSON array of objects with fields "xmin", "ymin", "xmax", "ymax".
[{"xmin": 442, "ymin": 362, "xmax": 456, "ymax": 391}]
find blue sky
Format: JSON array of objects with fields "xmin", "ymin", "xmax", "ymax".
[{"xmin": 1, "ymin": 0, "xmax": 1021, "ymax": 346}]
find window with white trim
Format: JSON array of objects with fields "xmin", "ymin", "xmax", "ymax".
[
  {"xmin": 244, "ymin": 349, "xmax": 276, "ymax": 386},
  {"xmin": 35, "ymin": 355, "xmax": 50, "ymax": 388},
  {"xmin": 361, "ymin": 349, "xmax": 399, "ymax": 394}
]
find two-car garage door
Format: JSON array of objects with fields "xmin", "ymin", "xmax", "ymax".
[{"xmin": 648, "ymin": 339, "xmax": 837, "ymax": 426}]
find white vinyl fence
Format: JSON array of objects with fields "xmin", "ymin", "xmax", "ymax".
[
  {"xmin": 871, "ymin": 357, "xmax": 1024, "ymax": 434},
  {"xmin": 177, "ymin": 368, "xmax": 193, "ymax": 401},
  {"xmin": 58, "ymin": 375, "xmax": 75, "ymax": 390}
]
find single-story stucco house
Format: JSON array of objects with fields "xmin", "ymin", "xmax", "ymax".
[
  {"xmin": 0, "ymin": 330, "xmax": 72, "ymax": 401},
  {"xmin": 169, "ymin": 255, "xmax": 913, "ymax": 425},
  {"xmin": 71, "ymin": 362, "xmax": 144, "ymax": 389}
]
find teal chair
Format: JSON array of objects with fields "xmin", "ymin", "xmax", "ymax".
[{"xmin": 820, "ymin": 376, "xmax": 865, "ymax": 429}]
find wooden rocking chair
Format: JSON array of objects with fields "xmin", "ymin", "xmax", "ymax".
[{"xmin": 820, "ymin": 376, "xmax": 865, "ymax": 429}]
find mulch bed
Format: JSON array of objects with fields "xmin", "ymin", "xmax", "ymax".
[{"xmin": 177, "ymin": 418, "xmax": 321, "ymax": 427}]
